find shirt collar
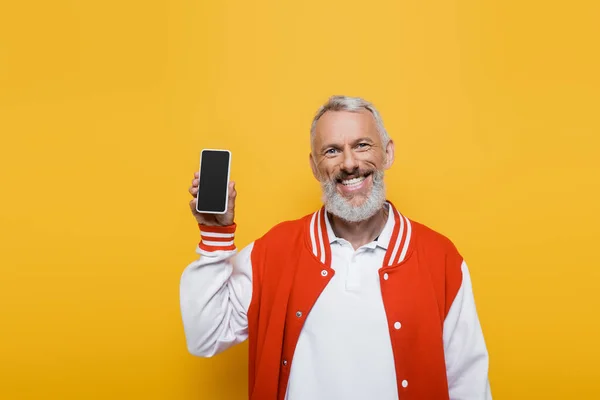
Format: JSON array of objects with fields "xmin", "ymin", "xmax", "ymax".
[{"xmin": 324, "ymin": 202, "xmax": 395, "ymax": 250}]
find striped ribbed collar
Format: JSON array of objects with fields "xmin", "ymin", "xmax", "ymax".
[
  {"xmin": 307, "ymin": 201, "xmax": 413, "ymax": 267},
  {"xmin": 324, "ymin": 202, "xmax": 395, "ymax": 250}
]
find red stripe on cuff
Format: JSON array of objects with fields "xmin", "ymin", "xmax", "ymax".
[{"xmin": 198, "ymin": 223, "xmax": 237, "ymax": 234}]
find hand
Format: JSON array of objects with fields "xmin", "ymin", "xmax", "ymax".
[{"xmin": 188, "ymin": 172, "xmax": 236, "ymax": 226}]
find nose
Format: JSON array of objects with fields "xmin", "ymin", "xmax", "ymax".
[{"xmin": 341, "ymin": 148, "xmax": 359, "ymax": 173}]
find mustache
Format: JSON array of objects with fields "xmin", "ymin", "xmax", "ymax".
[{"xmin": 332, "ymin": 169, "xmax": 374, "ymax": 182}]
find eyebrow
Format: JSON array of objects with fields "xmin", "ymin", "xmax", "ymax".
[{"xmin": 319, "ymin": 137, "xmax": 375, "ymax": 154}]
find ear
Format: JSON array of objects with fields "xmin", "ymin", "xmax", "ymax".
[
  {"xmin": 383, "ymin": 139, "xmax": 395, "ymax": 170},
  {"xmin": 309, "ymin": 153, "xmax": 320, "ymax": 181}
]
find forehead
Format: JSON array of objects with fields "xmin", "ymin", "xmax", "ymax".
[{"xmin": 314, "ymin": 110, "xmax": 380, "ymax": 145}]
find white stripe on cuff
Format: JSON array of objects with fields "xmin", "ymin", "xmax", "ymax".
[
  {"xmin": 200, "ymin": 231, "xmax": 235, "ymax": 239},
  {"xmin": 202, "ymin": 239, "xmax": 235, "ymax": 247}
]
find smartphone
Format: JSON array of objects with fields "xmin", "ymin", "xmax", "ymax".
[{"xmin": 196, "ymin": 149, "xmax": 231, "ymax": 214}]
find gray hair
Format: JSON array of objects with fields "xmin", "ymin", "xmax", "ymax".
[{"xmin": 310, "ymin": 95, "xmax": 391, "ymax": 151}]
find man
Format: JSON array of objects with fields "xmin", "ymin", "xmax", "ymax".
[{"xmin": 180, "ymin": 95, "xmax": 492, "ymax": 399}]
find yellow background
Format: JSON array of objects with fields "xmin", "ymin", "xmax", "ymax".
[{"xmin": 1, "ymin": 0, "xmax": 599, "ymax": 398}]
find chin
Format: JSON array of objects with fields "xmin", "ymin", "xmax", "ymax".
[{"xmin": 342, "ymin": 194, "xmax": 369, "ymax": 208}]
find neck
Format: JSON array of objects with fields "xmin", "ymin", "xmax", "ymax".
[{"xmin": 328, "ymin": 204, "xmax": 389, "ymax": 250}]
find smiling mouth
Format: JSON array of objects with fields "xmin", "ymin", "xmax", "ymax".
[{"xmin": 336, "ymin": 172, "xmax": 373, "ymax": 188}]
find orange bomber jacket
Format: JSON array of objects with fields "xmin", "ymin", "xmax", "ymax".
[{"xmin": 245, "ymin": 203, "xmax": 464, "ymax": 400}]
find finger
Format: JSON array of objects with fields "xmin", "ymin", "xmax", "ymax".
[
  {"xmin": 189, "ymin": 185, "xmax": 198, "ymax": 197},
  {"xmin": 191, "ymin": 178, "xmax": 199, "ymax": 187},
  {"xmin": 228, "ymin": 182, "xmax": 236, "ymax": 211},
  {"xmin": 194, "ymin": 172, "xmax": 199, "ymax": 178}
]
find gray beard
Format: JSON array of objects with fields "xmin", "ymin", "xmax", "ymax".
[{"xmin": 320, "ymin": 170, "xmax": 386, "ymax": 223}]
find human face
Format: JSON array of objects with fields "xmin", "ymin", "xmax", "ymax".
[{"xmin": 310, "ymin": 110, "xmax": 394, "ymax": 218}]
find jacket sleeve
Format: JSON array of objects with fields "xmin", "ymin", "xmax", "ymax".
[
  {"xmin": 179, "ymin": 224, "xmax": 254, "ymax": 357},
  {"xmin": 443, "ymin": 261, "xmax": 492, "ymax": 399}
]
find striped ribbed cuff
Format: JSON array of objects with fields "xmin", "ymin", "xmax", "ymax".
[{"xmin": 198, "ymin": 223, "xmax": 236, "ymax": 252}]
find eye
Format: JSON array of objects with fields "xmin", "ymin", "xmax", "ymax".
[
  {"xmin": 356, "ymin": 142, "xmax": 371, "ymax": 150},
  {"xmin": 325, "ymin": 148, "xmax": 339, "ymax": 156}
]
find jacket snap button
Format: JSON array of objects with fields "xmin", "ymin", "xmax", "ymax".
[
  {"xmin": 394, "ymin": 321, "xmax": 402, "ymax": 330},
  {"xmin": 402, "ymin": 379, "xmax": 408, "ymax": 388},
  {"xmin": 296, "ymin": 311, "xmax": 302, "ymax": 318},
  {"xmin": 383, "ymin": 273, "xmax": 389, "ymax": 280},
  {"xmin": 282, "ymin": 360, "xmax": 288, "ymax": 366},
  {"xmin": 321, "ymin": 270, "xmax": 328, "ymax": 277}
]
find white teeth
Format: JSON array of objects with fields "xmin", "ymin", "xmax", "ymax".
[{"xmin": 341, "ymin": 176, "xmax": 366, "ymax": 186}]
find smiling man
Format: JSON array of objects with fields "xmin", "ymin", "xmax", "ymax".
[{"xmin": 180, "ymin": 95, "xmax": 492, "ymax": 400}]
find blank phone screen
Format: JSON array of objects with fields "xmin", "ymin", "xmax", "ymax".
[{"xmin": 197, "ymin": 150, "xmax": 230, "ymax": 213}]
